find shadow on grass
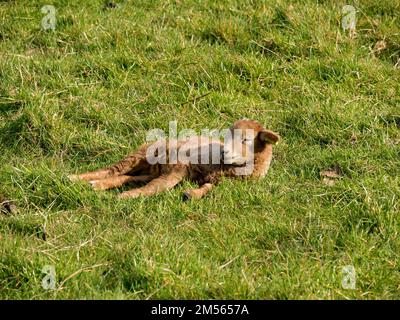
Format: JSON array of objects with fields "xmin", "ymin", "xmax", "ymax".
[
  {"xmin": 0, "ymin": 218, "xmax": 46, "ymax": 240},
  {"xmin": 0, "ymin": 100, "xmax": 23, "ymax": 115}
]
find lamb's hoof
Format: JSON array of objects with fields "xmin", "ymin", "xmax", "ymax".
[
  {"xmin": 118, "ymin": 192, "xmax": 128, "ymax": 199},
  {"xmin": 89, "ymin": 180, "xmax": 105, "ymax": 190},
  {"xmin": 118, "ymin": 192, "xmax": 138, "ymax": 200},
  {"xmin": 68, "ymin": 174, "xmax": 80, "ymax": 182},
  {"xmin": 182, "ymin": 192, "xmax": 192, "ymax": 201}
]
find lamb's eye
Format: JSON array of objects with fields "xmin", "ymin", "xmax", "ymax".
[{"xmin": 242, "ymin": 138, "xmax": 252, "ymax": 145}]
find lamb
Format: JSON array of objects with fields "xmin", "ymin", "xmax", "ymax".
[{"xmin": 69, "ymin": 119, "xmax": 280, "ymax": 200}]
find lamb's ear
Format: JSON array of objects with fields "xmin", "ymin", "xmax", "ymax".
[{"xmin": 258, "ymin": 130, "xmax": 280, "ymax": 144}]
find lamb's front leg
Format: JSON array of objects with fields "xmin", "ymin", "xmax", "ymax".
[
  {"xmin": 182, "ymin": 183, "xmax": 214, "ymax": 201},
  {"xmin": 118, "ymin": 169, "xmax": 187, "ymax": 199}
]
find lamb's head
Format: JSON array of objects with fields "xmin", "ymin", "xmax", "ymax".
[{"xmin": 222, "ymin": 119, "xmax": 280, "ymax": 173}]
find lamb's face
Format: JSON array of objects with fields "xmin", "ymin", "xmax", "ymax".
[{"xmin": 222, "ymin": 119, "xmax": 279, "ymax": 166}]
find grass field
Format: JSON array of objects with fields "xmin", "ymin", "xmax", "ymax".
[{"xmin": 0, "ymin": 0, "xmax": 399, "ymax": 299}]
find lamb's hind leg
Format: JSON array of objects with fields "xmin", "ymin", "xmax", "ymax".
[
  {"xmin": 69, "ymin": 145, "xmax": 149, "ymax": 182},
  {"xmin": 89, "ymin": 174, "xmax": 153, "ymax": 190},
  {"xmin": 118, "ymin": 168, "xmax": 187, "ymax": 199}
]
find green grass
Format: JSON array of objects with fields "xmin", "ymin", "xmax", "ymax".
[{"xmin": 0, "ymin": 0, "xmax": 399, "ymax": 299}]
